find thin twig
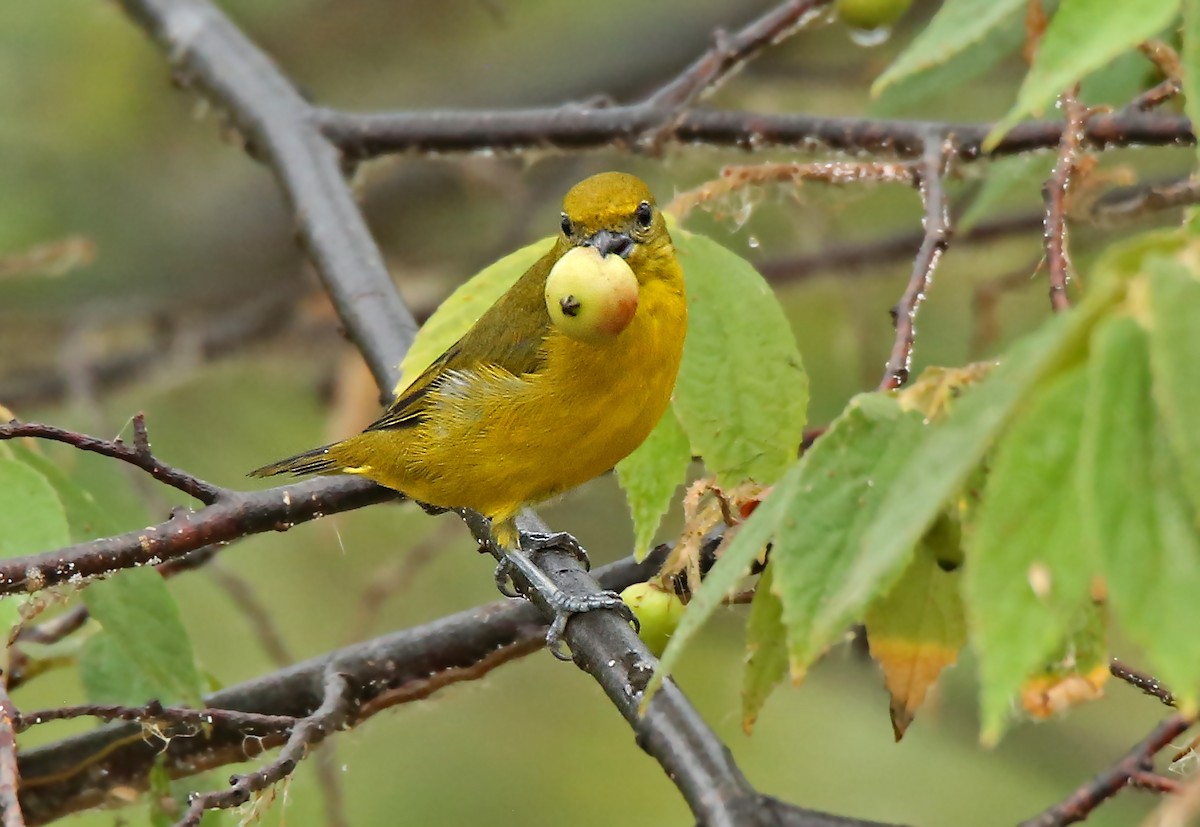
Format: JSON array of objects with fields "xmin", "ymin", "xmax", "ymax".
[
  {"xmin": 0, "ymin": 418, "xmax": 225, "ymax": 505},
  {"xmin": 1110, "ymin": 658, "xmax": 1176, "ymax": 708},
  {"xmin": 1019, "ymin": 714, "xmax": 1195, "ymax": 827},
  {"xmin": 880, "ymin": 137, "xmax": 952, "ymax": 390},
  {"xmin": 668, "ymin": 160, "xmax": 918, "ymax": 219},
  {"xmin": 0, "ymin": 688, "xmax": 24, "ymax": 827},
  {"xmin": 1043, "ymin": 88, "xmax": 1088, "ymax": 313},
  {"xmin": 174, "ymin": 670, "xmax": 354, "ymax": 827},
  {"xmin": 759, "ymin": 211, "xmax": 1044, "ymax": 285},
  {"xmin": 14, "ymin": 701, "xmax": 296, "ymax": 735},
  {"xmin": 1128, "ymin": 770, "xmax": 1182, "ymax": 795},
  {"xmin": 1090, "ymin": 175, "xmax": 1200, "ymax": 224},
  {"xmin": 1122, "ymin": 78, "xmax": 1181, "ymax": 113},
  {"xmin": 644, "ymin": 0, "xmax": 833, "ymax": 110}
]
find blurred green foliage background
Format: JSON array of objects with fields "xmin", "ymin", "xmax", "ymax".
[{"xmin": 1, "ymin": 1, "xmax": 1190, "ymax": 825}]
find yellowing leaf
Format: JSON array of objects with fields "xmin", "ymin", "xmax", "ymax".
[
  {"xmin": 865, "ymin": 531, "xmax": 966, "ymax": 741},
  {"xmin": 1021, "ymin": 668, "xmax": 1107, "ymax": 718},
  {"xmin": 1020, "ymin": 601, "xmax": 1108, "ymax": 720}
]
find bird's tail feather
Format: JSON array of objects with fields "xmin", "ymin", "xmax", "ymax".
[{"xmin": 249, "ymin": 444, "xmax": 341, "ymax": 478}]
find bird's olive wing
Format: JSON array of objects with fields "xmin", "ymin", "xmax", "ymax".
[{"xmin": 365, "ymin": 249, "xmax": 556, "ymax": 431}]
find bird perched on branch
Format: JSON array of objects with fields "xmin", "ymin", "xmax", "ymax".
[{"xmin": 251, "ymin": 172, "xmax": 688, "ymax": 648}]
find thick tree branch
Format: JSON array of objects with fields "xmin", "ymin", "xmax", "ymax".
[
  {"xmin": 316, "ymin": 107, "xmax": 1193, "ymax": 163},
  {"xmin": 116, "ymin": 0, "xmax": 417, "ymax": 392},
  {"xmin": 0, "ymin": 475, "xmax": 394, "ymax": 597}
]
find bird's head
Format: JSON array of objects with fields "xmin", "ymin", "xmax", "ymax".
[{"xmin": 558, "ymin": 172, "xmax": 672, "ymax": 281}]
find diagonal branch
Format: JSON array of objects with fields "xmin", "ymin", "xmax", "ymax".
[
  {"xmin": 644, "ymin": 0, "xmax": 833, "ymax": 110},
  {"xmin": 116, "ymin": 0, "xmax": 417, "ymax": 392},
  {"xmin": 1018, "ymin": 713, "xmax": 1194, "ymax": 827}
]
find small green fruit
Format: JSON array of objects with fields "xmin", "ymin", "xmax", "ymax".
[
  {"xmin": 545, "ymin": 246, "xmax": 639, "ymax": 344},
  {"xmin": 835, "ymin": 0, "xmax": 912, "ymax": 30},
  {"xmin": 620, "ymin": 582, "xmax": 686, "ymax": 657}
]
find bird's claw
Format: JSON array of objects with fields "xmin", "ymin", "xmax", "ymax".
[
  {"xmin": 519, "ymin": 530, "xmax": 591, "ymax": 571},
  {"xmin": 492, "ymin": 557, "xmax": 521, "ymax": 598},
  {"xmin": 542, "ymin": 588, "xmax": 639, "ymax": 660}
]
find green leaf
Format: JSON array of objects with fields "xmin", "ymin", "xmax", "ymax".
[
  {"xmin": 394, "ymin": 238, "xmax": 550, "ymax": 394},
  {"xmin": 1080, "ymin": 316, "xmax": 1200, "ymax": 709},
  {"xmin": 742, "ymin": 561, "xmax": 788, "ymax": 733},
  {"xmin": 672, "ymin": 230, "xmax": 808, "ymax": 485},
  {"xmin": 7, "ymin": 443, "xmax": 118, "ymax": 541},
  {"xmin": 966, "ymin": 368, "xmax": 1094, "ymax": 743},
  {"xmin": 872, "ymin": 0, "xmax": 1025, "ymax": 96},
  {"xmin": 865, "ymin": 530, "xmax": 966, "ymax": 741},
  {"xmin": 870, "ymin": 11, "xmax": 1024, "ymax": 116},
  {"xmin": 1184, "ymin": 0, "xmax": 1200, "ymax": 165},
  {"xmin": 958, "ymin": 155, "xmax": 1054, "ymax": 234},
  {"xmin": 987, "ymin": 0, "xmax": 1182, "ymax": 147},
  {"xmin": 82, "ymin": 568, "xmax": 204, "ymax": 706},
  {"xmin": 0, "ymin": 457, "xmax": 70, "ymax": 557},
  {"xmin": 859, "ymin": 279, "xmax": 1123, "ymax": 615},
  {"xmin": 770, "ymin": 394, "xmax": 927, "ymax": 679},
  {"xmin": 1146, "ymin": 256, "xmax": 1200, "ymax": 515},
  {"xmin": 79, "ymin": 631, "xmax": 163, "ymax": 706},
  {"xmin": 0, "ymin": 457, "xmax": 69, "ymax": 640},
  {"xmin": 616, "ymin": 409, "xmax": 692, "ymax": 560}
]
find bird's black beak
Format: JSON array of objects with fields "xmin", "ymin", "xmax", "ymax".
[{"xmin": 584, "ymin": 229, "xmax": 634, "ymax": 259}]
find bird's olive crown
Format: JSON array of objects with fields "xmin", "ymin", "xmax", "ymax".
[{"xmin": 559, "ymin": 171, "xmax": 661, "ymax": 243}]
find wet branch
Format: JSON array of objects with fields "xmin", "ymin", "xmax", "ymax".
[
  {"xmin": 0, "ymin": 418, "xmax": 225, "ymax": 505},
  {"xmin": 880, "ymin": 137, "xmax": 952, "ymax": 390},
  {"xmin": 176, "ymin": 670, "xmax": 354, "ymax": 827},
  {"xmin": 644, "ymin": 0, "xmax": 833, "ymax": 110},
  {"xmin": 1018, "ymin": 713, "xmax": 1194, "ymax": 827},
  {"xmin": 1042, "ymin": 88, "xmax": 1087, "ymax": 313}
]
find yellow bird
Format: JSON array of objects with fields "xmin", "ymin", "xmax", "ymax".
[{"xmin": 251, "ymin": 172, "xmax": 687, "ymax": 640}]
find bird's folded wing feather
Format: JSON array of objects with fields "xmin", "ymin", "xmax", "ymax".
[{"xmin": 366, "ymin": 251, "xmax": 556, "ymax": 431}]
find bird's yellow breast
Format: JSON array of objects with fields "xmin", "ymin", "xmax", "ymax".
[{"xmin": 344, "ymin": 266, "xmax": 686, "ymax": 526}]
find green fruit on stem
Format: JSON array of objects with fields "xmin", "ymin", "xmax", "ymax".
[
  {"xmin": 545, "ymin": 246, "xmax": 639, "ymax": 344},
  {"xmin": 620, "ymin": 582, "xmax": 686, "ymax": 657},
  {"xmin": 835, "ymin": 0, "xmax": 912, "ymax": 30}
]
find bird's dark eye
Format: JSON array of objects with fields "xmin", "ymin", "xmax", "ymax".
[
  {"xmin": 561, "ymin": 213, "xmax": 573, "ymax": 237},
  {"xmin": 635, "ymin": 201, "xmax": 653, "ymax": 228}
]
